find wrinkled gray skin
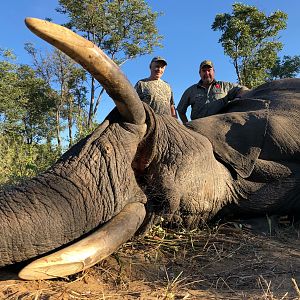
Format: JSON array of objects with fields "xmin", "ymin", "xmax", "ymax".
[
  {"xmin": 1, "ymin": 77, "xmax": 300, "ymax": 267},
  {"xmin": 0, "ymin": 23, "xmax": 300, "ymax": 268}
]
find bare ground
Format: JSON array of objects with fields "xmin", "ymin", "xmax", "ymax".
[{"xmin": 1, "ymin": 219, "xmax": 300, "ymax": 300}]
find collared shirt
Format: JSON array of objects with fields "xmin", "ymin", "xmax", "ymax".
[
  {"xmin": 135, "ymin": 78, "xmax": 174, "ymax": 116},
  {"xmin": 177, "ymin": 80, "xmax": 244, "ymax": 120}
]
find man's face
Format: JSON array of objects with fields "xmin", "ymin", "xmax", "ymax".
[
  {"xmin": 150, "ymin": 61, "xmax": 166, "ymax": 80},
  {"xmin": 200, "ymin": 66, "xmax": 215, "ymax": 85}
]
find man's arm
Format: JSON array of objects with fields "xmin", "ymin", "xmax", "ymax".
[
  {"xmin": 134, "ymin": 81, "xmax": 143, "ymax": 100},
  {"xmin": 178, "ymin": 111, "xmax": 188, "ymax": 123},
  {"xmin": 177, "ymin": 88, "xmax": 190, "ymax": 123},
  {"xmin": 169, "ymin": 91, "xmax": 178, "ymax": 118}
]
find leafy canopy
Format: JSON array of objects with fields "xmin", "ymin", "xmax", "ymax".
[
  {"xmin": 0, "ymin": 50, "xmax": 60, "ymax": 184},
  {"xmin": 0, "ymin": 50, "xmax": 56, "ymax": 143},
  {"xmin": 212, "ymin": 3, "xmax": 288, "ymax": 88},
  {"xmin": 267, "ymin": 55, "xmax": 300, "ymax": 80}
]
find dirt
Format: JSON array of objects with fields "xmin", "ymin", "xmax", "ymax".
[{"xmin": 1, "ymin": 221, "xmax": 300, "ymax": 299}]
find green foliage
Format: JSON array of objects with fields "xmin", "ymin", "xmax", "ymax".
[
  {"xmin": 0, "ymin": 134, "xmax": 60, "ymax": 186},
  {"xmin": 212, "ymin": 3, "xmax": 288, "ymax": 88},
  {"xmin": 0, "ymin": 50, "xmax": 61, "ymax": 185},
  {"xmin": 0, "ymin": 51, "xmax": 57, "ymax": 144},
  {"xmin": 73, "ymin": 115, "xmax": 98, "ymax": 143},
  {"xmin": 267, "ymin": 55, "xmax": 300, "ymax": 80}
]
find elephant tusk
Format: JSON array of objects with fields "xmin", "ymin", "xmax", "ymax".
[
  {"xmin": 18, "ymin": 202, "xmax": 146, "ymax": 280},
  {"xmin": 25, "ymin": 17, "xmax": 146, "ymax": 125}
]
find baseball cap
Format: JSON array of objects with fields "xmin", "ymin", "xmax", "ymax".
[
  {"xmin": 200, "ymin": 60, "xmax": 214, "ymax": 69},
  {"xmin": 150, "ymin": 56, "xmax": 167, "ymax": 66}
]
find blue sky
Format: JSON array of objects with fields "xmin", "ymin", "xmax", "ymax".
[{"xmin": 1, "ymin": 0, "xmax": 299, "ymax": 122}]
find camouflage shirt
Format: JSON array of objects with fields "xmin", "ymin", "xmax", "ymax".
[
  {"xmin": 134, "ymin": 78, "xmax": 174, "ymax": 115},
  {"xmin": 177, "ymin": 80, "xmax": 246, "ymax": 120}
]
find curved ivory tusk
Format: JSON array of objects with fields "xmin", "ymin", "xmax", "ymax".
[
  {"xmin": 25, "ymin": 17, "xmax": 145, "ymax": 125},
  {"xmin": 18, "ymin": 202, "xmax": 146, "ymax": 280}
]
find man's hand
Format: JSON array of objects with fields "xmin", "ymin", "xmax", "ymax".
[{"xmin": 178, "ymin": 111, "xmax": 188, "ymax": 124}]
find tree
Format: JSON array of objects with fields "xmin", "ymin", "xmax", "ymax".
[
  {"xmin": 25, "ymin": 43, "xmax": 87, "ymax": 148},
  {"xmin": 56, "ymin": 0, "xmax": 163, "ymax": 128},
  {"xmin": 0, "ymin": 50, "xmax": 56, "ymax": 145},
  {"xmin": 267, "ymin": 55, "xmax": 300, "ymax": 80},
  {"xmin": 51, "ymin": 49, "xmax": 87, "ymax": 148},
  {"xmin": 0, "ymin": 50, "xmax": 60, "ymax": 184},
  {"xmin": 0, "ymin": 134, "xmax": 60, "ymax": 185},
  {"xmin": 212, "ymin": 3, "xmax": 288, "ymax": 88}
]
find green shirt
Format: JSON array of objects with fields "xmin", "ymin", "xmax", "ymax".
[
  {"xmin": 135, "ymin": 78, "xmax": 174, "ymax": 116},
  {"xmin": 177, "ymin": 80, "xmax": 244, "ymax": 120}
]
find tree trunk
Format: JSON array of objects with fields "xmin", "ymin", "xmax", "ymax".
[
  {"xmin": 68, "ymin": 98, "xmax": 73, "ymax": 148},
  {"xmin": 56, "ymin": 109, "xmax": 61, "ymax": 148},
  {"xmin": 88, "ymin": 76, "xmax": 95, "ymax": 129}
]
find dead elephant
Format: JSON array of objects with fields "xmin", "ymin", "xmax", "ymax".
[{"xmin": 0, "ymin": 18, "xmax": 300, "ymax": 280}]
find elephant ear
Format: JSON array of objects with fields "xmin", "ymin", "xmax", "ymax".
[{"xmin": 187, "ymin": 99, "xmax": 270, "ymax": 178}]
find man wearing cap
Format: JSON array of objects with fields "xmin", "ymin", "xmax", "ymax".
[
  {"xmin": 135, "ymin": 57, "xmax": 177, "ymax": 117},
  {"xmin": 177, "ymin": 60, "xmax": 248, "ymax": 123}
]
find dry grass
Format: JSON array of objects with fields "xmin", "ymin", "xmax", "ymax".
[{"xmin": 1, "ymin": 220, "xmax": 300, "ymax": 299}]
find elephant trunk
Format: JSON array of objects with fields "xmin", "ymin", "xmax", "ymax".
[
  {"xmin": 18, "ymin": 202, "xmax": 146, "ymax": 280},
  {"xmin": 0, "ymin": 119, "xmax": 147, "ymax": 277},
  {"xmin": 0, "ymin": 160, "xmax": 146, "ymax": 279},
  {"xmin": 25, "ymin": 17, "xmax": 146, "ymax": 125}
]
